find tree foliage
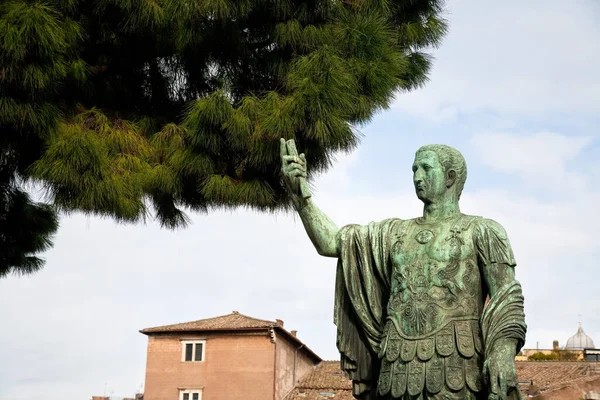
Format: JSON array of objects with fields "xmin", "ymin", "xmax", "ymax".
[
  {"xmin": 527, "ymin": 351, "xmax": 580, "ymax": 361},
  {"xmin": 528, "ymin": 352, "xmax": 558, "ymax": 361},
  {"xmin": 0, "ymin": 0, "xmax": 447, "ymax": 275}
]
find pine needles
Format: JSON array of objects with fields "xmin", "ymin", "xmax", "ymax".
[{"xmin": 0, "ymin": 0, "xmax": 448, "ymax": 275}]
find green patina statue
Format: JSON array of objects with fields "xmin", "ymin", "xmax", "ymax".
[{"xmin": 280, "ymin": 139, "xmax": 527, "ymax": 400}]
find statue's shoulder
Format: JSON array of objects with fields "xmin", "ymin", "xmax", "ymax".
[
  {"xmin": 386, "ymin": 217, "xmax": 421, "ymax": 229},
  {"xmin": 367, "ymin": 217, "xmax": 405, "ymax": 230},
  {"xmin": 369, "ymin": 217, "xmax": 406, "ymax": 225},
  {"xmin": 467, "ymin": 215, "xmax": 515, "ymax": 265},
  {"xmin": 341, "ymin": 218, "xmax": 405, "ymax": 234},
  {"xmin": 467, "ymin": 215, "xmax": 510, "ymax": 239}
]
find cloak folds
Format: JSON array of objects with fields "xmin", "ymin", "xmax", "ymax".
[
  {"xmin": 481, "ymin": 281, "xmax": 527, "ymax": 400},
  {"xmin": 334, "ymin": 219, "xmax": 399, "ymax": 398}
]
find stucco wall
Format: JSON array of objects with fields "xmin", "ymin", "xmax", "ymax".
[
  {"xmin": 275, "ymin": 333, "xmax": 318, "ymax": 400},
  {"xmin": 144, "ymin": 332, "xmax": 275, "ymax": 400}
]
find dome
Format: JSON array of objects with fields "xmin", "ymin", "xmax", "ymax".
[{"xmin": 565, "ymin": 323, "xmax": 595, "ymax": 350}]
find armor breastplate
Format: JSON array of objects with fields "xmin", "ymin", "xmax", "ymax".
[{"xmin": 387, "ymin": 215, "xmax": 484, "ymax": 339}]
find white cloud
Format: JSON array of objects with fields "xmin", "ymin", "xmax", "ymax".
[
  {"xmin": 471, "ymin": 131, "xmax": 592, "ymax": 191},
  {"xmin": 393, "ymin": 0, "xmax": 600, "ymax": 120},
  {"xmin": 311, "ymin": 149, "xmax": 360, "ymax": 196}
]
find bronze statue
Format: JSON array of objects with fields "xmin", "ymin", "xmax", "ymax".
[{"xmin": 280, "ymin": 139, "xmax": 526, "ymax": 399}]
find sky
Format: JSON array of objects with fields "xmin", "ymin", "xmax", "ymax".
[{"xmin": 2, "ymin": 0, "xmax": 600, "ymax": 399}]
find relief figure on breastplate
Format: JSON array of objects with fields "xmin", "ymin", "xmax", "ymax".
[{"xmin": 280, "ymin": 139, "xmax": 527, "ymax": 399}]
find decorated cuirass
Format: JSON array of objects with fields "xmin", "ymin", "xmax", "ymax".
[
  {"xmin": 378, "ymin": 214, "xmax": 485, "ymax": 398},
  {"xmin": 387, "ymin": 214, "xmax": 484, "ymax": 337}
]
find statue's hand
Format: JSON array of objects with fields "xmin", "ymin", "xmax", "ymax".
[
  {"xmin": 280, "ymin": 138, "xmax": 309, "ymax": 206},
  {"xmin": 484, "ymin": 340, "xmax": 518, "ymax": 400}
]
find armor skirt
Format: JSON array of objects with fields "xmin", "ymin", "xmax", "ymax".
[{"xmin": 377, "ymin": 319, "xmax": 485, "ymax": 399}]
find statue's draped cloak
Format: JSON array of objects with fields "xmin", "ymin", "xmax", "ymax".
[
  {"xmin": 334, "ymin": 219, "xmax": 400, "ymax": 397},
  {"xmin": 334, "ymin": 216, "xmax": 527, "ymax": 399},
  {"xmin": 474, "ymin": 217, "xmax": 516, "ymax": 271}
]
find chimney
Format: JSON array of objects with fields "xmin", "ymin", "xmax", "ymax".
[
  {"xmin": 291, "ymin": 330, "xmax": 297, "ymax": 337},
  {"xmin": 553, "ymin": 340, "xmax": 559, "ymax": 350},
  {"xmin": 276, "ymin": 319, "xmax": 284, "ymax": 327}
]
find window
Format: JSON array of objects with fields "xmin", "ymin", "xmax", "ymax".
[
  {"xmin": 181, "ymin": 340, "xmax": 205, "ymax": 362},
  {"xmin": 180, "ymin": 389, "xmax": 202, "ymax": 400}
]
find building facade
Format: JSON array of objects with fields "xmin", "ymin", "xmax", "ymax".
[{"xmin": 140, "ymin": 311, "xmax": 321, "ymax": 400}]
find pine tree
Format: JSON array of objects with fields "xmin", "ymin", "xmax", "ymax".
[{"xmin": 0, "ymin": 0, "xmax": 447, "ymax": 275}]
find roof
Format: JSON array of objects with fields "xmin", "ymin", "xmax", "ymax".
[
  {"xmin": 287, "ymin": 389, "xmax": 353, "ymax": 400},
  {"xmin": 565, "ymin": 323, "xmax": 596, "ymax": 350},
  {"xmin": 286, "ymin": 361, "xmax": 353, "ymax": 400},
  {"xmin": 516, "ymin": 361, "xmax": 600, "ymax": 394},
  {"xmin": 140, "ymin": 311, "xmax": 322, "ymax": 362},
  {"xmin": 296, "ymin": 361, "xmax": 352, "ymax": 390},
  {"xmin": 285, "ymin": 360, "xmax": 600, "ymax": 399},
  {"xmin": 140, "ymin": 311, "xmax": 277, "ymax": 333}
]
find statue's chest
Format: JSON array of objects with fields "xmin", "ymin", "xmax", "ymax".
[
  {"xmin": 387, "ymin": 218, "xmax": 482, "ymax": 337},
  {"xmin": 390, "ymin": 221, "xmax": 473, "ymax": 267}
]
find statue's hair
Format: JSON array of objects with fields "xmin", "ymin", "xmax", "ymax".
[{"xmin": 416, "ymin": 144, "xmax": 467, "ymax": 199}]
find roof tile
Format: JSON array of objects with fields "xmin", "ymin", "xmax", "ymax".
[
  {"xmin": 140, "ymin": 311, "xmax": 277, "ymax": 333},
  {"xmin": 516, "ymin": 361, "xmax": 600, "ymax": 392},
  {"xmin": 287, "ymin": 389, "xmax": 354, "ymax": 400},
  {"xmin": 287, "ymin": 360, "xmax": 600, "ymax": 398},
  {"xmin": 296, "ymin": 361, "xmax": 352, "ymax": 390}
]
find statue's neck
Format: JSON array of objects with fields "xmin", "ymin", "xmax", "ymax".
[{"xmin": 422, "ymin": 201, "xmax": 461, "ymax": 222}]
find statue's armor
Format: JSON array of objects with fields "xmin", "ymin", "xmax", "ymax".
[{"xmin": 378, "ymin": 214, "xmax": 485, "ymax": 399}]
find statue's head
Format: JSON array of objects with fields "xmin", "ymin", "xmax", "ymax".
[{"xmin": 412, "ymin": 144, "xmax": 467, "ymax": 204}]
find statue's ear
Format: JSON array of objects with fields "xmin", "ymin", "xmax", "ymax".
[{"xmin": 446, "ymin": 170, "xmax": 457, "ymax": 188}]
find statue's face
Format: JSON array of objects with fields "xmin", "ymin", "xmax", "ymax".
[{"xmin": 412, "ymin": 150, "xmax": 447, "ymax": 204}]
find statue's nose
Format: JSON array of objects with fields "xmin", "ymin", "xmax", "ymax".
[{"xmin": 414, "ymin": 170, "xmax": 425, "ymax": 183}]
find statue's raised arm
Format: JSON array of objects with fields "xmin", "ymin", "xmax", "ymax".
[{"xmin": 280, "ymin": 138, "xmax": 340, "ymax": 258}]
